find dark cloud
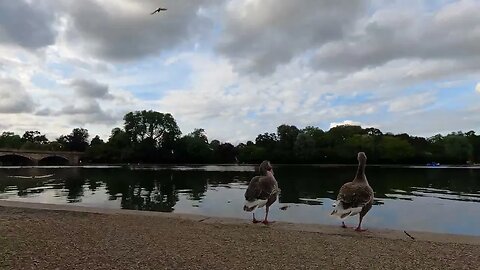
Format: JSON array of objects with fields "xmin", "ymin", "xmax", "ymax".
[
  {"xmin": 62, "ymin": 0, "xmax": 216, "ymax": 61},
  {"xmin": 60, "ymin": 101, "xmax": 116, "ymax": 124},
  {"xmin": 0, "ymin": 0, "xmax": 57, "ymax": 49},
  {"xmin": 35, "ymin": 108, "xmax": 53, "ymax": 116},
  {"xmin": 311, "ymin": 1, "xmax": 480, "ymax": 72},
  {"xmin": 0, "ymin": 78, "xmax": 35, "ymax": 114},
  {"xmin": 216, "ymin": 0, "xmax": 367, "ymax": 74},
  {"xmin": 70, "ymin": 79, "xmax": 113, "ymax": 99}
]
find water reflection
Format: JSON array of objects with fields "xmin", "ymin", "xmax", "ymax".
[{"xmin": 1, "ymin": 166, "xmax": 480, "ymax": 235}]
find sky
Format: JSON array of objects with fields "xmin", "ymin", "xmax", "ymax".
[{"xmin": 0, "ymin": 0, "xmax": 479, "ymax": 143}]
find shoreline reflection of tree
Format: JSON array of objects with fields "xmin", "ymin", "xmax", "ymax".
[
  {"xmin": 100, "ymin": 170, "xmax": 179, "ymax": 212},
  {"xmin": 121, "ymin": 177, "xmax": 178, "ymax": 212},
  {"xmin": 63, "ymin": 169, "xmax": 85, "ymax": 203}
]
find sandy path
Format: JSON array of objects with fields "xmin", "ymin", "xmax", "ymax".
[{"xmin": 1, "ymin": 203, "xmax": 479, "ymax": 269}]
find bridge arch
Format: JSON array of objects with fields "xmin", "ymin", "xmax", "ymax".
[
  {"xmin": 0, "ymin": 153, "xmax": 36, "ymax": 166},
  {"xmin": 0, "ymin": 149, "xmax": 82, "ymax": 166},
  {"xmin": 38, "ymin": 155, "xmax": 70, "ymax": 166}
]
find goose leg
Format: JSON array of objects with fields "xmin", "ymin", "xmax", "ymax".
[
  {"xmin": 355, "ymin": 203, "xmax": 372, "ymax": 232},
  {"xmin": 262, "ymin": 206, "xmax": 274, "ymax": 225},
  {"xmin": 252, "ymin": 213, "xmax": 260, "ymax": 224},
  {"xmin": 355, "ymin": 215, "xmax": 366, "ymax": 232}
]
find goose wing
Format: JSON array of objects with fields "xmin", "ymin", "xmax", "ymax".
[
  {"xmin": 245, "ymin": 175, "xmax": 276, "ymax": 201},
  {"xmin": 245, "ymin": 176, "xmax": 262, "ymax": 201},
  {"xmin": 337, "ymin": 182, "xmax": 373, "ymax": 209}
]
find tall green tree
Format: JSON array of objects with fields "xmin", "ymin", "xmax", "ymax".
[
  {"xmin": 378, "ymin": 136, "xmax": 415, "ymax": 163},
  {"xmin": 123, "ymin": 110, "xmax": 181, "ymax": 148},
  {"xmin": 57, "ymin": 128, "xmax": 89, "ymax": 152},
  {"xmin": 0, "ymin": 132, "xmax": 23, "ymax": 149},
  {"xmin": 294, "ymin": 133, "xmax": 316, "ymax": 162},
  {"xmin": 22, "ymin": 131, "xmax": 48, "ymax": 144},
  {"xmin": 444, "ymin": 134, "xmax": 473, "ymax": 163},
  {"xmin": 175, "ymin": 128, "xmax": 212, "ymax": 163}
]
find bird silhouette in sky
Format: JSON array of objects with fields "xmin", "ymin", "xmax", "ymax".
[{"xmin": 151, "ymin": 7, "xmax": 167, "ymax": 15}]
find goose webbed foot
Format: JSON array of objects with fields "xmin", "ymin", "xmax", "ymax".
[
  {"xmin": 355, "ymin": 226, "xmax": 367, "ymax": 232},
  {"xmin": 262, "ymin": 220, "xmax": 275, "ymax": 225},
  {"xmin": 355, "ymin": 214, "xmax": 367, "ymax": 232},
  {"xmin": 252, "ymin": 213, "xmax": 261, "ymax": 224}
]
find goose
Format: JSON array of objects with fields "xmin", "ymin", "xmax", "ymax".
[
  {"xmin": 331, "ymin": 152, "xmax": 374, "ymax": 232},
  {"xmin": 151, "ymin": 7, "xmax": 167, "ymax": 14},
  {"xmin": 243, "ymin": 160, "xmax": 279, "ymax": 224}
]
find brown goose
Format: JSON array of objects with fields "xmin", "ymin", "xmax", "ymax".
[
  {"xmin": 243, "ymin": 160, "xmax": 279, "ymax": 224},
  {"xmin": 331, "ymin": 152, "xmax": 374, "ymax": 231}
]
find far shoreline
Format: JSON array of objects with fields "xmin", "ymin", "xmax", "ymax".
[{"xmin": 1, "ymin": 163, "xmax": 480, "ymax": 169}]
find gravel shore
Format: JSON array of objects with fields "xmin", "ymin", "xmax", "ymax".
[{"xmin": 1, "ymin": 203, "xmax": 480, "ymax": 270}]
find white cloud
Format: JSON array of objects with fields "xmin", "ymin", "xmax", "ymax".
[
  {"xmin": 0, "ymin": 0, "xmax": 480, "ymax": 142},
  {"xmin": 387, "ymin": 92, "xmax": 437, "ymax": 113},
  {"xmin": 57, "ymin": 0, "xmax": 218, "ymax": 62},
  {"xmin": 329, "ymin": 120, "xmax": 363, "ymax": 129}
]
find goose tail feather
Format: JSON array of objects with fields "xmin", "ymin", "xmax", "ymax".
[
  {"xmin": 243, "ymin": 199, "xmax": 268, "ymax": 212},
  {"xmin": 330, "ymin": 200, "xmax": 363, "ymax": 219}
]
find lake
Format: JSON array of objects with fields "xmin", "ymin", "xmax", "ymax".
[{"xmin": 1, "ymin": 165, "xmax": 480, "ymax": 236}]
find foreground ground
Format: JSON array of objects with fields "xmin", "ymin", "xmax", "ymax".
[{"xmin": 1, "ymin": 203, "xmax": 480, "ymax": 269}]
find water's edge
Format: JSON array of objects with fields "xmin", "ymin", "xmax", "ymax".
[{"xmin": 2, "ymin": 199, "xmax": 480, "ymax": 246}]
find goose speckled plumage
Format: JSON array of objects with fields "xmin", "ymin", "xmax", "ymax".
[
  {"xmin": 243, "ymin": 160, "xmax": 279, "ymax": 224},
  {"xmin": 331, "ymin": 152, "xmax": 374, "ymax": 231}
]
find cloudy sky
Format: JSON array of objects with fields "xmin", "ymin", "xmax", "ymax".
[{"xmin": 0, "ymin": 0, "xmax": 479, "ymax": 143}]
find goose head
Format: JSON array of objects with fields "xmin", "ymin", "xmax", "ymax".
[
  {"xmin": 259, "ymin": 160, "xmax": 273, "ymax": 175},
  {"xmin": 357, "ymin": 152, "xmax": 367, "ymax": 163}
]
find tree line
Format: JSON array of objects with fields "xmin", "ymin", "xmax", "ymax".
[{"xmin": 1, "ymin": 110, "xmax": 479, "ymax": 165}]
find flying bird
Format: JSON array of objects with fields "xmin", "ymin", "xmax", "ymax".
[{"xmin": 151, "ymin": 7, "xmax": 167, "ymax": 14}]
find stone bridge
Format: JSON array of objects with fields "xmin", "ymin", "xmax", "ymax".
[{"xmin": 0, "ymin": 149, "xmax": 84, "ymax": 166}]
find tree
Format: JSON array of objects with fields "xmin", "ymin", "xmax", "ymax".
[
  {"xmin": 22, "ymin": 131, "xmax": 48, "ymax": 144},
  {"xmin": 302, "ymin": 126, "xmax": 324, "ymax": 138},
  {"xmin": 0, "ymin": 132, "xmax": 23, "ymax": 149},
  {"xmin": 294, "ymin": 133, "xmax": 316, "ymax": 161},
  {"xmin": 175, "ymin": 128, "xmax": 212, "ymax": 163},
  {"xmin": 90, "ymin": 135, "xmax": 104, "ymax": 146},
  {"xmin": 276, "ymin": 124, "xmax": 300, "ymax": 161},
  {"xmin": 365, "ymin": 127, "xmax": 383, "ymax": 137},
  {"xmin": 237, "ymin": 144, "xmax": 267, "ymax": 163},
  {"xmin": 105, "ymin": 128, "xmax": 132, "ymax": 162},
  {"xmin": 465, "ymin": 131, "xmax": 480, "ymax": 163},
  {"xmin": 444, "ymin": 134, "xmax": 473, "ymax": 163},
  {"xmin": 57, "ymin": 128, "xmax": 89, "ymax": 152},
  {"xmin": 86, "ymin": 135, "xmax": 107, "ymax": 162},
  {"xmin": 277, "ymin": 124, "xmax": 300, "ymax": 149},
  {"xmin": 328, "ymin": 125, "xmax": 365, "ymax": 144},
  {"xmin": 215, "ymin": 143, "xmax": 237, "ymax": 163},
  {"xmin": 339, "ymin": 134, "xmax": 374, "ymax": 160},
  {"xmin": 378, "ymin": 136, "xmax": 414, "ymax": 163},
  {"xmin": 255, "ymin": 132, "xmax": 278, "ymax": 151},
  {"xmin": 123, "ymin": 110, "xmax": 181, "ymax": 148}
]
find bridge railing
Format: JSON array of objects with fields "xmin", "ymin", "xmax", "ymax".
[{"xmin": 0, "ymin": 148, "xmax": 84, "ymax": 155}]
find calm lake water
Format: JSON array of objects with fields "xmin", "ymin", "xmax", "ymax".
[{"xmin": 1, "ymin": 165, "xmax": 480, "ymax": 236}]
